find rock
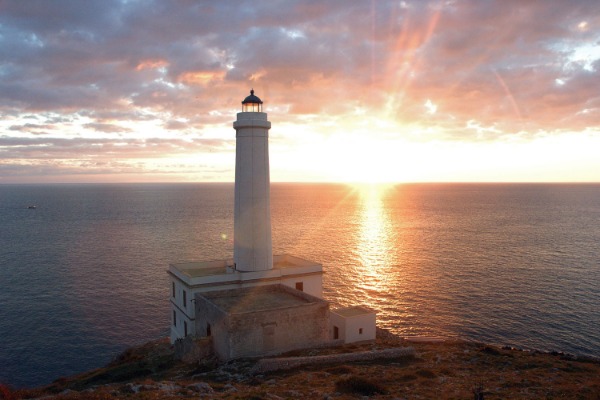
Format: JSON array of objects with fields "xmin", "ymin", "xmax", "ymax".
[
  {"xmin": 187, "ymin": 382, "xmax": 214, "ymax": 394},
  {"xmin": 158, "ymin": 381, "xmax": 181, "ymax": 392},
  {"xmin": 223, "ymin": 383, "xmax": 238, "ymax": 392}
]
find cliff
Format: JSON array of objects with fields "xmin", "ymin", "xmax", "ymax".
[{"xmin": 5, "ymin": 330, "xmax": 600, "ymax": 399}]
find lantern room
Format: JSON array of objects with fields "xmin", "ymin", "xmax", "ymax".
[{"xmin": 242, "ymin": 89, "xmax": 263, "ymax": 112}]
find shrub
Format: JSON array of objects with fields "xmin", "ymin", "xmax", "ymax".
[
  {"xmin": 481, "ymin": 346, "xmax": 501, "ymax": 356},
  {"xmin": 325, "ymin": 365, "xmax": 354, "ymax": 375},
  {"xmin": 0, "ymin": 384, "xmax": 14, "ymax": 400},
  {"xmin": 334, "ymin": 376, "xmax": 386, "ymax": 395},
  {"xmin": 416, "ymin": 369, "xmax": 437, "ymax": 379}
]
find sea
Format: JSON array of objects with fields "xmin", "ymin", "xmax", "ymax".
[{"xmin": 1, "ymin": 183, "xmax": 599, "ymax": 388}]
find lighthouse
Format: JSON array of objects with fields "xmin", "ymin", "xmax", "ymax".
[
  {"xmin": 233, "ymin": 90, "xmax": 273, "ymax": 271},
  {"xmin": 168, "ymin": 89, "xmax": 330, "ymax": 353}
]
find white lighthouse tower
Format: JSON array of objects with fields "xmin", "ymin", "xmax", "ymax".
[{"xmin": 233, "ymin": 90, "xmax": 273, "ymax": 271}]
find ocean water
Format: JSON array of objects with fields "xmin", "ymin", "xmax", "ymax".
[{"xmin": 0, "ymin": 183, "xmax": 599, "ymax": 388}]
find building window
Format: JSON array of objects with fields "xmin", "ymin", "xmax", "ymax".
[
  {"xmin": 172, "ymin": 282, "xmax": 175, "ymax": 298},
  {"xmin": 173, "ymin": 310, "xmax": 177, "ymax": 327},
  {"xmin": 333, "ymin": 326, "xmax": 339, "ymax": 340},
  {"xmin": 184, "ymin": 321, "xmax": 188, "ymax": 337},
  {"xmin": 207, "ymin": 323, "xmax": 211, "ymax": 337},
  {"xmin": 359, "ymin": 328, "xmax": 363, "ymax": 334},
  {"xmin": 295, "ymin": 282, "xmax": 304, "ymax": 291},
  {"xmin": 182, "ymin": 290, "xmax": 187, "ymax": 307}
]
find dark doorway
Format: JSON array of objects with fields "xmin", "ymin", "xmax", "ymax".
[
  {"xmin": 206, "ymin": 323, "xmax": 212, "ymax": 336},
  {"xmin": 333, "ymin": 326, "xmax": 339, "ymax": 340}
]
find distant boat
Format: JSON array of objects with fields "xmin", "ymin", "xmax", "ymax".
[{"xmin": 27, "ymin": 205, "xmax": 37, "ymax": 209}]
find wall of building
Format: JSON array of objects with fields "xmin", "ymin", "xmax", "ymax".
[
  {"xmin": 170, "ymin": 276, "xmax": 196, "ymax": 342},
  {"xmin": 280, "ymin": 274, "xmax": 323, "ymax": 298},
  {"xmin": 195, "ymin": 285, "xmax": 330, "ymax": 360},
  {"xmin": 225, "ymin": 301, "xmax": 330, "ymax": 360},
  {"xmin": 194, "ymin": 295, "xmax": 231, "ymax": 359},
  {"xmin": 330, "ymin": 312, "xmax": 346, "ymax": 341}
]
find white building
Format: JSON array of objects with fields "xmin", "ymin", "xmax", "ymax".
[
  {"xmin": 169, "ymin": 91, "xmax": 325, "ymax": 346},
  {"xmin": 330, "ymin": 306, "xmax": 377, "ymax": 344}
]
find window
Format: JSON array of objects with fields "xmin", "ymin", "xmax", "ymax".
[
  {"xmin": 184, "ymin": 321, "xmax": 188, "ymax": 337},
  {"xmin": 206, "ymin": 323, "xmax": 211, "ymax": 337},
  {"xmin": 173, "ymin": 310, "xmax": 177, "ymax": 327},
  {"xmin": 182, "ymin": 290, "xmax": 187, "ymax": 307},
  {"xmin": 295, "ymin": 281, "xmax": 304, "ymax": 291},
  {"xmin": 333, "ymin": 326, "xmax": 339, "ymax": 340},
  {"xmin": 172, "ymin": 282, "xmax": 175, "ymax": 298},
  {"xmin": 359, "ymin": 328, "xmax": 363, "ymax": 335}
]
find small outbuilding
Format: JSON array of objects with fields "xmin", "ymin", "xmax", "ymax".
[
  {"xmin": 195, "ymin": 284, "xmax": 330, "ymax": 360},
  {"xmin": 330, "ymin": 306, "xmax": 377, "ymax": 344}
]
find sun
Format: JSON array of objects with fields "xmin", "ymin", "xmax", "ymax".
[{"xmin": 324, "ymin": 133, "xmax": 413, "ymax": 184}]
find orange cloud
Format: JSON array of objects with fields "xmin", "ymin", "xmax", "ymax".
[
  {"xmin": 178, "ymin": 71, "xmax": 225, "ymax": 85},
  {"xmin": 135, "ymin": 59, "xmax": 169, "ymax": 71}
]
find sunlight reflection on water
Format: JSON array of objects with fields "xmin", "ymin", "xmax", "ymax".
[{"xmin": 354, "ymin": 185, "xmax": 396, "ymax": 306}]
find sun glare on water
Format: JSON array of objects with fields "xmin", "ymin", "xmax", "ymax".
[{"xmin": 345, "ymin": 182, "xmax": 400, "ymax": 311}]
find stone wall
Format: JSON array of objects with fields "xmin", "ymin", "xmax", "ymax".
[
  {"xmin": 173, "ymin": 336, "xmax": 213, "ymax": 363},
  {"xmin": 227, "ymin": 299, "xmax": 329, "ymax": 359},
  {"xmin": 251, "ymin": 347, "xmax": 416, "ymax": 374}
]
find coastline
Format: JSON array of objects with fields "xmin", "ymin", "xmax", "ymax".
[{"xmin": 6, "ymin": 329, "xmax": 600, "ymax": 399}]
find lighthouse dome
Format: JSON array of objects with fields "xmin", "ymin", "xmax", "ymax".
[
  {"xmin": 241, "ymin": 89, "xmax": 263, "ymax": 112},
  {"xmin": 242, "ymin": 89, "xmax": 263, "ymax": 104}
]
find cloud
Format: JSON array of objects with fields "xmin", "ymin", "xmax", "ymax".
[
  {"xmin": 0, "ymin": 136, "xmax": 230, "ymax": 159},
  {"xmin": 1, "ymin": 0, "xmax": 599, "ymax": 181},
  {"xmin": 9, "ymin": 123, "xmax": 55, "ymax": 134}
]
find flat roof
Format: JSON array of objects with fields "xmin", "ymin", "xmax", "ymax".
[
  {"xmin": 200, "ymin": 285, "xmax": 318, "ymax": 314},
  {"xmin": 170, "ymin": 254, "xmax": 322, "ymax": 279},
  {"xmin": 333, "ymin": 306, "xmax": 376, "ymax": 317},
  {"xmin": 186, "ymin": 266, "xmax": 227, "ymax": 278}
]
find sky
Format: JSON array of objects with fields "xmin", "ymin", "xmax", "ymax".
[{"xmin": 1, "ymin": 0, "xmax": 600, "ymax": 184}]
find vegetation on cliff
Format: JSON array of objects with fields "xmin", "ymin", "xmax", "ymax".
[{"xmin": 3, "ymin": 332, "xmax": 600, "ymax": 399}]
